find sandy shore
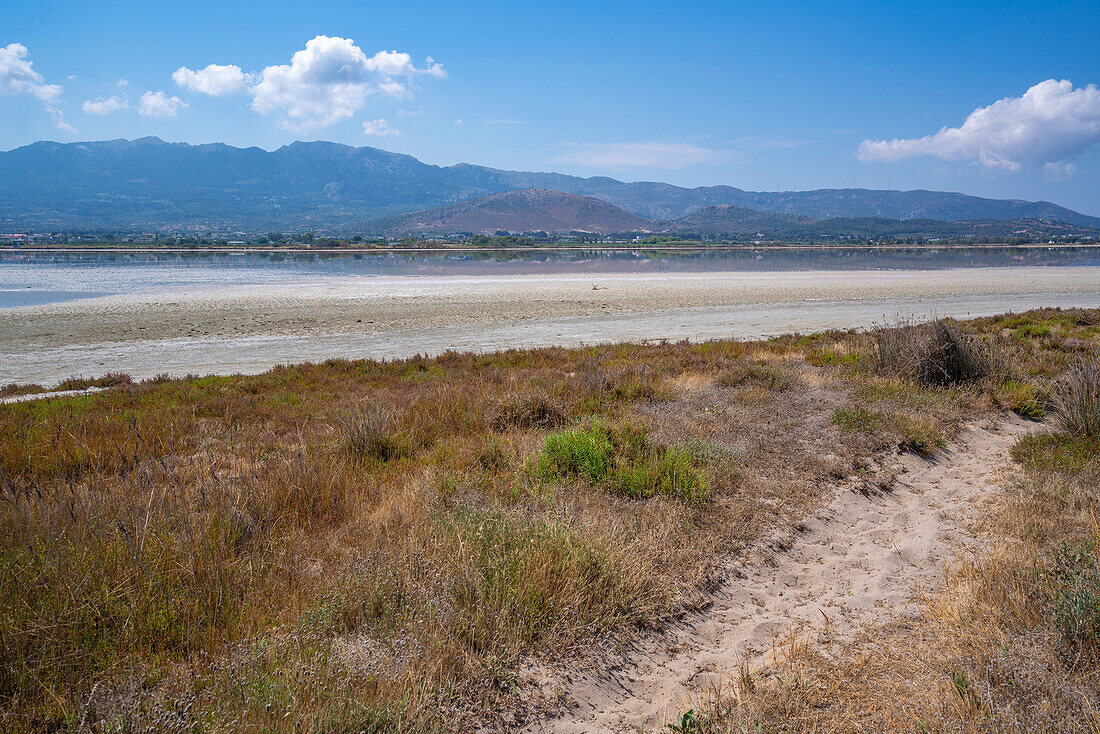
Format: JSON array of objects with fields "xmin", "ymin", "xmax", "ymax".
[{"xmin": 3, "ymin": 266, "xmax": 1100, "ymax": 384}]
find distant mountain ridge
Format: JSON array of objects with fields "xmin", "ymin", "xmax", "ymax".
[
  {"xmin": 367, "ymin": 189, "xmax": 657, "ymax": 235},
  {"xmin": 366, "ymin": 192, "xmax": 1100, "ymax": 240},
  {"xmin": 1, "ymin": 137, "xmax": 1097, "ymax": 231}
]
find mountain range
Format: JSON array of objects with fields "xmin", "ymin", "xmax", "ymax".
[
  {"xmin": 1, "ymin": 137, "xmax": 1097, "ymax": 233},
  {"xmin": 363, "ymin": 190, "xmax": 1100, "ymax": 240}
]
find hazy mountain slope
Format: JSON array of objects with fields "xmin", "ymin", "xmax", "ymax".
[
  {"xmin": 672, "ymin": 205, "xmax": 815, "ymax": 234},
  {"xmin": 766, "ymin": 217, "xmax": 1100, "ymax": 240},
  {"xmin": 366, "ymin": 189, "xmax": 657, "ymax": 234},
  {"xmin": 1, "ymin": 138, "xmax": 1096, "ymax": 230}
]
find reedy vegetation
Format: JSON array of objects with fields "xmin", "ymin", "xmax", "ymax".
[{"xmin": 0, "ymin": 309, "xmax": 1097, "ymax": 732}]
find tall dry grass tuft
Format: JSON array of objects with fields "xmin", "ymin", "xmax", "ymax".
[
  {"xmin": 874, "ymin": 318, "xmax": 1001, "ymax": 386},
  {"xmin": 1049, "ymin": 358, "xmax": 1100, "ymax": 437},
  {"xmin": 337, "ymin": 404, "xmax": 406, "ymax": 462}
]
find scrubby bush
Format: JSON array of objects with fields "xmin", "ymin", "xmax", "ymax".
[
  {"xmin": 715, "ymin": 362, "xmax": 797, "ymax": 390},
  {"xmin": 873, "ymin": 319, "xmax": 1000, "ymax": 386},
  {"xmin": 490, "ymin": 391, "xmax": 567, "ymax": 431}
]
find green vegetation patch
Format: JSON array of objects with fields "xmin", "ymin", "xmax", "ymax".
[
  {"xmin": 1052, "ymin": 542, "xmax": 1100, "ymax": 659},
  {"xmin": 894, "ymin": 413, "xmax": 947, "ymax": 456},
  {"xmin": 1012, "ymin": 433, "xmax": 1100, "ymax": 477},
  {"xmin": 999, "ymin": 378, "xmax": 1045, "ymax": 419},
  {"xmin": 535, "ymin": 422, "xmax": 710, "ymax": 503},
  {"xmin": 833, "ymin": 406, "xmax": 886, "ymax": 433}
]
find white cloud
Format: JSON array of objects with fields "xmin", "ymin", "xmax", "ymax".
[
  {"xmin": 48, "ymin": 108, "xmax": 77, "ymax": 134},
  {"xmin": 858, "ymin": 79, "xmax": 1100, "ymax": 172},
  {"xmin": 82, "ymin": 94, "xmax": 129, "ymax": 115},
  {"xmin": 362, "ymin": 118, "xmax": 399, "ymax": 136},
  {"xmin": 245, "ymin": 35, "xmax": 445, "ymax": 131},
  {"xmin": 1044, "ymin": 161, "xmax": 1077, "ymax": 181},
  {"xmin": 555, "ymin": 142, "xmax": 737, "ymax": 169},
  {"xmin": 0, "ymin": 42, "xmax": 61, "ymax": 101},
  {"xmin": 138, "ymin": 90, "xmax": 187, "ymax": 117},
  {"xmin": 172, "ymin": 64, "xmax": 249, "ymax": 96},
  {"xmin": 454, "ymin": 118, "xmax": 465, "ymax": 126},
  {"xmin": 117, "ymin": 79, "xmax": 129, "ymax": 87},
  {"xmin": 0, "ymin": 42, "xmax": 74, "ymax": 133}
]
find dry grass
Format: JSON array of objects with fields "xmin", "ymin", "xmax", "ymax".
[
  {"xmin": 697, "ymin": 312, "xmax": 1100, "ymax": 734},
  {"xmin": 0, "ymin": 310, "xmax": 1093, "ymax": 732},
  {"xmin": 873, "ymin": 318, "xmax": 1003, "ymax": 386},
  {"xmin": 1048, "ymin": 358, "xmax": 1100, "ymax": 437}
]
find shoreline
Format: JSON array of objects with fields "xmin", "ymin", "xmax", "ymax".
[
  {"xmin": 3, "ymin": 264, "xmax": 1100, "ymax": 385},
  {"xmin": 5, "ymin": 242, "xmax": 1100, "ymax": 255}
]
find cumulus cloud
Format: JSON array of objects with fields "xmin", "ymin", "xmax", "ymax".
[
  {"xmin": 0, "ymin": 42, "xmax": 74, "ymax": 132},
  {"xmin": 172, "ymin": 64, "xmax": 249, "ymax": 96},
  {"xmin": 555, "ymin": 142, "xmax": 737, "ymax": 169},
  {"xmin": 173, "ymin": 36, "xmax": 445, "ymax": 131},
  {"xmin": 362, "ymin": 118, "xmax": 399, "ymax": 136},
  {"xmin": 83, "ymin": 94, "xmax": 130, "ymax": 115},
  {"xmin": 139, "ymin": 90, "xmax": 187, "ymax": 117},
  {"xmin": 858, "ymin": 79, "xmax": 1100, "ymax": 173},
  {"xmin": 0, "ymin": 42, "xmax": 61, "ymax": 101}
]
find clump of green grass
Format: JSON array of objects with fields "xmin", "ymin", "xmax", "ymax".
[
  {"xmin": 833, "ymin": 406, "xmax": 886, "ymax": 433},
  {"xmin": 894, "ymin": 413, "xmax": 946, "ymax": 456},
  {"xmin": 1052, "ymin": 542, "xmax": 1100, "ymax": 662},
  {"xmin": 1012, "ymin": 433, "xmax": 1100, "ymax": 476},
  {"xmin": 806, "ymin": 346, "xmax": 860, "ymax": 368},
  {"xmin": 1000, "ymin": 378, "xmax": 1045, "ymax": 419},
  {"xmin": 1049, "ymin": 359, "xmax": 1100, "ymax": 437},
  {"xmin": 537, "ymin": 423, "xmax": 613, "ymax": 483},
  {"xmin": 536, "ymin": 422, "xmax": 710, "ymax": 503}
]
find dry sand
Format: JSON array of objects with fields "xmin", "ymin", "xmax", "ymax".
[
  {"xmin": 3, "ymin": 266, "xmax": 1100, "ymax": 384},
  {"xmin": 517, "ymin": 415, "xmax": 1032, "ymax": 733}
]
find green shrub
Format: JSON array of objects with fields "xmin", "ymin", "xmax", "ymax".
[
  {"xmin": 536, "ymin": 424, "xmax": 613, "ymax": 483},
  {"xmin": 536, "ymin": 422, "xmax": 709, "ymax": 503}
]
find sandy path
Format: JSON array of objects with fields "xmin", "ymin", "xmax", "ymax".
[{"xmin": 519, "ymin": 415, "xmax": 1032, "ymax": 733}]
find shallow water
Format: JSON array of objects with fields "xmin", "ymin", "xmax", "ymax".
[
  {"xmin": 2, "ymin": 248, "xmax": 1100, "ymax": 385},
  {"xmin": 3, "ymin": 246, "xmax": 1100, "ymax": 309}
]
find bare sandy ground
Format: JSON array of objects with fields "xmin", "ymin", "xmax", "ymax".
[
  {"xmin": 517, "ymin": 415, "xmax": 1032, "ymax": 733},
  {"xmin": 3, "ymin": 266, "xmax": 1100, "ymax": 384}
]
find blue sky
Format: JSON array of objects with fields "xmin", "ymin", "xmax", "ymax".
[{"xmin": 4, "ymin": 0, "xmax": 1100, "ymax": 214}]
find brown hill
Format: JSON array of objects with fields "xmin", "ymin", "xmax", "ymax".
[{"xmin": 365, "ymin": 189, "xmax": 657, "ymax": 235}]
